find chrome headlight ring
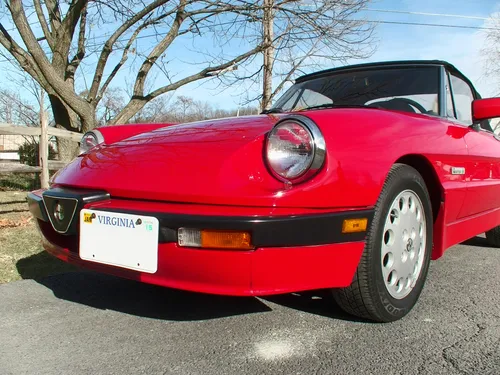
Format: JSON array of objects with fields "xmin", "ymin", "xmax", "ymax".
[
  {"xmin": 79, "ymin": 129, "xmax": 105, "ymax": 155},
  {"xmin": 265, "ymin": 114, "xmax": 326, "ymax": 184}
]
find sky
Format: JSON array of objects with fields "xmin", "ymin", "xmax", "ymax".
[
  {"xmin": 1, "ymin": 0, "xmax": 500, "ymax": 112},
  {"xmin": 359, "ymin": 0, "xmax": 500, "ymax": 96},
  {"xmin": 169, "ymin": 0, "xmax": 500, "ymax": 108}
]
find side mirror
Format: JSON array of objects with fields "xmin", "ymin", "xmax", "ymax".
[{"xmin": 472, "ymin": 98, "xmax": 500, "ymax": 121}]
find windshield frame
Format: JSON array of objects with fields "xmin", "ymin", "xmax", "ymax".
[{"xmin": 268, "ymin": 65, "xmax": 449, "ymax": 118}]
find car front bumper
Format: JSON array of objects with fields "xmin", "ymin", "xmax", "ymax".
[{"xmin": 28, "ymin": 187, "xmax": 373, "ymax": 296}]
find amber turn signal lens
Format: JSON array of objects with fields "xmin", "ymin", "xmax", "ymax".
[
  {"xmin": 201, "ymin": 230, "xmax": 253, "ymax": 249},
  {"xmin": 178, "ymin": 228, "xmax": 253, "ymax": 250},
  {"xmin": 342, "ymin": 218, "xmax": 368, "ymax": 233}
]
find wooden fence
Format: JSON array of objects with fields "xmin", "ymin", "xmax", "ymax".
[{"xmin": 0, "ymin": 123, "xmax": 81, "ymax": 188}]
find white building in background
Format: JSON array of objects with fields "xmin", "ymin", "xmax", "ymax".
[
  {"xmin": 0, "ymin": 134, "xmax": 25, "ymax": 161},
  {"xmin": 0, "ymin": 134, "xmax": 58, "ymax": 162}
]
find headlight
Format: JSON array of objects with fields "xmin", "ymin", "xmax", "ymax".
[
  {"xmin": 79, "ymin": 130, "xmax": 104, "ymax": 155},
  {"xmin": 265, "ymin": 115, "xmax": 326, "ymax": 183}
]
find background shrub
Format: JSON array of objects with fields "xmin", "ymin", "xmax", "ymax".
[{"xmin": 18, "ymin": 141, "xmax": 56, "ymax": 166}]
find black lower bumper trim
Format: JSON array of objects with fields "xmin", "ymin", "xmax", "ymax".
[
  {"xmin": 27, "ymin": 192, "xmax": 49, "ymax": 222},
  {"xmin": 89, "ymin": 207, "xmax": 373, "ymax": 247},
  {"xmin": 28, "ymin": 187, "xmax": 373, "ymax": 248}
]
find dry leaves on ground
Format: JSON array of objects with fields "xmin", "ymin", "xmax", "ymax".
[{"xmin": 0, "ymin": 216, "xmax": 32, "ymax": 229}]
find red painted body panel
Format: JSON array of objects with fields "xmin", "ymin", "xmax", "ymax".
[
  {"xmin": 42, "ymin": 239, "xmax": 364, "ymax": 296},
  {"xmin": 459, "ymin": 130, "xmax": 500, "ymax": 217},
  {"xmin": 96, "ymin": 123, "xmax": 175, "ymax": 144},
  {"xmin": 88, "ymin": 195, "xmax": 357, "ymax": 216},
  {"xmin": 52, "ymin": 108, "xmax": 500, "ymax": 257},
  {"xmin": 54, "ymin": 110, "xmax": 469, "ymax": 211}
]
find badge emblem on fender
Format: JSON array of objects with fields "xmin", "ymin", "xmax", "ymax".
[{"xmin": 451, "ymin": 167, "xmax": 465, "ymax": 175}]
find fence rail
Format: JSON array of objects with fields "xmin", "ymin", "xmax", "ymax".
[
  {"xmin": 0, "ymin": 161, "xmax": 68, "ymax": 174},
  {"xmin": 0, "ymin": 123, "xmax": 81, "ymax": 188},
  {"xmin": 0, "ymin": 123, "xmax": 82, "ymax": 142}
]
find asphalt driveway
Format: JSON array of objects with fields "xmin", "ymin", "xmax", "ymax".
[{"xmin": 0, "ymin": 236, "xmax": 499, "ymax": 375}]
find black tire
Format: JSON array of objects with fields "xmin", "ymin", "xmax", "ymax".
[
  {"xmin": 332, "ymin": 163, "xmax": 433, "ymax": 322},
  {"xmin": 485, "ymin": 226, "xmax": 500, "ymax": 247}
]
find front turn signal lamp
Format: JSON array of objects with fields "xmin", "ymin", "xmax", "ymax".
[
  {"xmin": 178, "ymin": 228, "xmax": 253, "ymax": 250},
  {"xmin": 342, "ymin": 218, "xmax": 368, "ymax": 233}
]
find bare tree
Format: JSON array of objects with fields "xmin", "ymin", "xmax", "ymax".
[
  {"xmin": 127, "ymin": 94, "xmax": 258, "ymax": 123},
  {"xmin": 0, "ymin": 89, "xmax": 39, "ymax": 126},
  {"xmin": 0, "ymin": 0, "xmax": 271, "ymax": 134},
  {"xmin": 97, "ymin": 87, "xmax": 127, "ymax": 127},
  {"xmin": 131, "ymin": 95, "xmax": 174, "ymax": 123},
  {"xmin": 0, "ymin": 0, "xmax": 374, "ymax": 137},
  {"xmin": 223, "ymin": 0, "xmax": 376, "ymax": 110},
  {"xmin": 0, "ymin": 73, "xmax": 48, "ymax": 127},
  {"xmin": 482, "ymin": 15, "xmax": 500, "ymax": 96}
]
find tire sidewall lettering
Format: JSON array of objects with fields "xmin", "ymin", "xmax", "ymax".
[{"xmin": 370, "ymin": 166, "xmax": 433, "ymax": 321}]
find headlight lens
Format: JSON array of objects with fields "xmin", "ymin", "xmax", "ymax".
[
  {"xmin": 265, "ymin": 116, "xmax": 325, "ymax": 183},
  {"xmin": 79, "ymin": 130, "xmax": 104, "ymax": 155}
]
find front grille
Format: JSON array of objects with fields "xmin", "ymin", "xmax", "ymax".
[{"xmin": 42, "ymin": 195, "xmax": 78, "ymax": 233}]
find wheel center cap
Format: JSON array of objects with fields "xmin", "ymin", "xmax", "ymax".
[{"xmin": 406, "ymin": 238, "xmax": 413, "ymax": 252}]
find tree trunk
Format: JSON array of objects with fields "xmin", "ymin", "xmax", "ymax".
[
  {"xmin": 39, "ymin": 94, "xmax": 49, "ymax": 189},
  {"xmin": 261, "ymin": 0, "xmax": 274, "ymax": 111},
  {"xmin": 49, "ymin": 94, "xmax": 90, "ymax": 161},
  {"xmin": 49, "ymin": 94, "xmax": 80, "ymax": 131},
  {"xmin": 109, "ymin": 97, "xmax": 149, "ymax": 125}
]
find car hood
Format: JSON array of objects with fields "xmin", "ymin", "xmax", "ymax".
[{"xmin": 52, "ymin": 115, "xmax": 287, "ymax": 206}]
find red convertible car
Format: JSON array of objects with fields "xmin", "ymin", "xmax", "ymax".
[{"xmin": 28, "ymin": 60, "xmax": 500, "ymax": 322}]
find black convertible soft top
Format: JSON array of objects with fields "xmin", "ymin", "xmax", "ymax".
[{"xmin": 296, "ymin": 60, "xmax": 479, "ymax": 97}]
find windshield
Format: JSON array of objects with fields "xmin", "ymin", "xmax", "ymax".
[{"xmin": 271, "ymin": 66, "xmax": 441, "ymax": 115}]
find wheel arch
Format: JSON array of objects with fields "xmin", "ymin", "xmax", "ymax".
[{"xmin": 395, "ymin": 154, "xmax": 445, "ymax": 259}]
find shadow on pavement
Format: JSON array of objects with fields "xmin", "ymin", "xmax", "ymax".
[
  {"xmin": 16, "ymin": 250, "xmax": 78, "ymax": 280},
  {"xmin": 16, "ymin": 253, "xmax": 365, "ymax": 323},
  {"xmin": 461, "ymin": 235, "xmax": 491, "ymax": 247},
  {"xmin": 30, "ymin": 271, "xmax": 272, "ymax": 321},
  {"xmin": 262, "ymin": 290, "xmax": 369, "ymax": 323}
]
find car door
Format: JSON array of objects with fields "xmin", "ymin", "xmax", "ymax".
[{"xmin": 447, "ymin": 70, "xmax": 500, "ymax": 218}]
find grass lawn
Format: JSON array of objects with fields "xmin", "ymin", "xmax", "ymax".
[{"xmin": 0, "ymin": 190, "xmax": 77, "ymax": 284}]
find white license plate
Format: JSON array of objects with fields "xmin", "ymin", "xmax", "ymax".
[{"xmin": 79, "ymin": 209, "xmax": 159, "ymax": 273}]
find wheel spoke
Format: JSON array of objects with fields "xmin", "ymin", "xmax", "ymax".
[{"xmin": 381, "ymin": 189, "xmax": 427, "ymax": 299}]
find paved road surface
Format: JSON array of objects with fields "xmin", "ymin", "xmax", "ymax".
[{"xmin": 1, "ymin": 237, "xmax": 499, "ymax": 375}]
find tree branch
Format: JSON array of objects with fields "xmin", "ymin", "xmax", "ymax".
[
  {"xmin": 33, "ymin": 0, "xmax": 55, "ymax": 49},
  {"xmin": 110, "ymin": 42, "xmax": 267, "ymax": 125},
  {"xmin": 149, "ymin": 44, "xmax": 266, "ymax": 99},
  {"xmin": 66, "ymin": 3, "xmax": 87, "ymax": 83},
  {"xmin": 50, "ymin": 0, "xmax": 86, "ymax": 76},
  {"xmin": 132, "ymin": 1, "xmax": 187, "ymax": 97},
  {"xmin": 88, "ymin": 0, "xmax": 172, "ymax": 102},
  {"xmin": 96, "ymin": 20, "xmax": 149, "ymax": 102},
  {"xmin": 270, "ymin": 37, "xmax": 322, "ymax": 102},
  {"xmin": 44, "ymin": 0, "xmax": 62, "ymax": 32},
  {"xmin": 0, "ymin": 23, "xmax": 48, "ymax": 89},
  {"xmin": 7, "ymin": 0, "xmax": 92, "ymax": 125}
]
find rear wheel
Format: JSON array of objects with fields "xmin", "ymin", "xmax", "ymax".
[{"xmin": 332, "ymin": 164, "xmax": 433, "ymax": 322}]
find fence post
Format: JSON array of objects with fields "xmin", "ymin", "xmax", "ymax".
[{"xmin": 39, "ymin": 106, "xmax": 49, "ymax": 189}]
